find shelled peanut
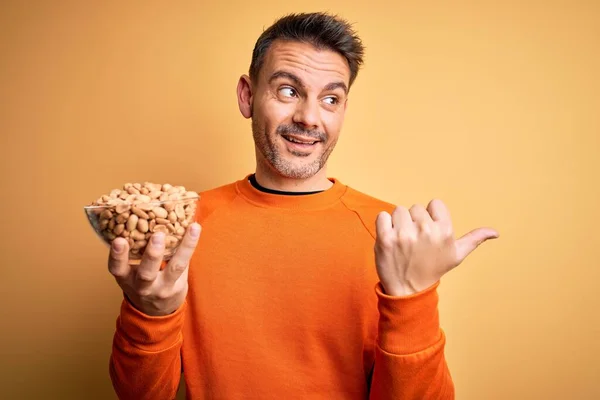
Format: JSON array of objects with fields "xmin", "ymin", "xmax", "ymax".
[{"xmin": 88, "ymin": 182, "xmax": 199, "ymax": 257}]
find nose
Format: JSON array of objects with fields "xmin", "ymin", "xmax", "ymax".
[{"xmin": 292, "ymin": 98, "xmax": 319, "ymax": 131}]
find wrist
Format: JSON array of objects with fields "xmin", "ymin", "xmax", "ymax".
[
  {"xmin": 381, "ymin": 278, "xmax": 439, "ymax": 297},
  {"xmin": 381, "ymin": 282, "xmax": 417, "ymax": 297},
  {"xmin": 124, "ymin": 292, "xmax": 185, "ymax": 317}
]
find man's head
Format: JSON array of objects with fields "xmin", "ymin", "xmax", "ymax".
[{"xmin": 237, "ymin": 12, "xmax": 364, "ymax": 181}]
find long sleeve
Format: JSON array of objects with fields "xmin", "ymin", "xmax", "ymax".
[
  {"xmin": 109, "ymin": 298, "xmax": 186, "ymax": 400},
  {"xmin": 369, "ymin": 282, "xmax": 455, "ymax": 399}
]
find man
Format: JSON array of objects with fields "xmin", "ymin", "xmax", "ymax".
[{"xmin": 107, "ymin": 12, "xmax": 498, "ymax": 399}]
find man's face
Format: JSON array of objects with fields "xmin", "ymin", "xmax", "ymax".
[{"xmin": 242, "ymin": 40, "xmax": 351, "ymax": 180}]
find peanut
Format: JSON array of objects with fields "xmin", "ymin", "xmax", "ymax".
[
  {"xmin": 137, "ymin": 218, "xmax": 149, "ymax": 233},
  {"xmin": 126, "ymin": 214, "xmax": 139, "ymax": 232},
  {"xmin": 136, "ymin": 194, "xmax": 152, "ymax": 203},
  {"xmin": 166, "ymin": 235, "xmax": 178, "ymax": 248},
  {"xmin": 153, "ymin": 225, "xmax": 169, "ymax": 234},
  {"xmin": 152, "ymin": 207, "xmax": 168, "ymax": 219},
  {"xmin": 164, "ymin": 202, "xmax": 176, "ymax": 212},
  {"xmin": 113, "ymin": 224, "xmax": 125, "ymax": 236},
  {"xmin": 132, "ymin": 207, "xmax": 149, "ymax": 219},
  {"xmin": 99, "ymin": 219, "xmax": 109, "ymax": 230},
  {"xmin": 116, "ymin": 212, "xmax": 130, "ymax": 224},
  {"xmin": 133, "ymin": 240, "xmax": 147, "ymax": 250},
  {"xmin": 138, "ymin": 202, "xmax": 154, "ymax": 212},
  {"xmin": 100, "ymin": 210, "xmax": 113, "ymax": 219},
  {"xmin": 130, "ymin": 230, "xmax": 145, "ymax": 241},
  {"xmin": 115, "ymin": 203, "xmax": 130, "ymax": 214},
  {"xmin": 175, "ymin": 204, "xmax": 185, "ymax": 220}
]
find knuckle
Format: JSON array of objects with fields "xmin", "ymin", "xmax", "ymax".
[
  {"xmin": 108, "ymin": 265, "xmax": 125, "ymax": 278},
  {"xmin": 108, "ymin": 250, "xmax": 127, "ymax": 264},
  {"xmin": 397, "ymin": 230, "xmax": 416, "ymax": 243},
  {"xmin": 143, "ymin": 246, "xmax": 164, "ymax": 263},
  {"xmin": 376, "ymin": 232, "xmax": 395, "ymax": 249},
  {"xmin": 136, "ymin": 270, "xmax": 156, "ymax": 283},
  {"xmin": 181, "ymin": 236, "xmax": 198, "ymax": 250},
  {"xmin": 442, "ymin": 225, "xmax": 454, "ymax": 238},
  {"xmin": 136, "ymin": 287, "xmax": 152, "ymax": 298},
  {"xmin": 170, "ymin": 260, "xmax": 188, "ymax": 274},
  {"xmin": 155, "ymin": 288, "xmax": 174, "ymax": 301},
  {"xmin": 418, "ymin": 222, "xmax": 431, "ymax": 234}
]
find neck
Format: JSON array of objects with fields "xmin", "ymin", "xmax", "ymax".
[{"xmin": 254, "ymin": 163, "xmax": 333, "ymax": 193}]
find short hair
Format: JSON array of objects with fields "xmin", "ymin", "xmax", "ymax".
[{"xmin": 249, "ymin": 12, "xmax": 365, "ymax": 88}]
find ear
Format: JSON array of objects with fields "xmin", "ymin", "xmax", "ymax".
[{"xmin": 237, "ymin": 74, "xmax": 253, "ymax": 119}]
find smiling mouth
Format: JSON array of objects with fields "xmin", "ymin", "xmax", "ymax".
[{"xmin": 281, "ymin": 134, "xmax": 319, "ymax": 145}]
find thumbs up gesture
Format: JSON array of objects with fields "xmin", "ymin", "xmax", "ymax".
[{"xmin": 374, "ymin": 199, "xmax": 498, "ymax": 297}]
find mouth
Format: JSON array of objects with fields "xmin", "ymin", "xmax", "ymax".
[{"xmin": 281, "ymin": 134, "xmax": 320, "ymax": 146}]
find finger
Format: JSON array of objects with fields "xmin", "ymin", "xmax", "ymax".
[
  {"xmin": 409, "ymin": 204, "xmax": 432, "ymax": 224},
  {"xmin": 426, "ymin": 199, "xmax": 451, "ymax": 222},
  {"xmin": 135, "ymin": 232, "xmax": 166, "ymax": 288},
  {"xmin": 375, "ymin": 211, "xmax": 394, "ymax": 239},
  {"xmin": 455, "ymin": 227, "xmax": 499, "ymax": 262},
  {"xmin": 108, "ymin": 238, "xmax": 131, "ymax": 283},
  {"xmin": 163, "ymin": 223, "xmax": 202, "ymax": 284},
  {"xmin": 391, "ymin": 206, "xmax": 414, "ymax": 232}
]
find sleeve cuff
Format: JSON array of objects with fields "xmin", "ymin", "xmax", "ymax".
[
  {"xmin": 116, "ymin": 297, "xmax": 186, "ymax": 352},
  {"xmin": 376, "ymin": 281, "xmax": 442, "ymax": 355}
]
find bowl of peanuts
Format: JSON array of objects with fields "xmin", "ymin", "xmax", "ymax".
[{"xmin": 84, "ymin": 182, "xmax": 199, "ymax": 263}]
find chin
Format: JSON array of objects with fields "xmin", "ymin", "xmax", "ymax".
[{"xmin": 270, "ymin": 157, "xmax": 323, "ymax": 180}]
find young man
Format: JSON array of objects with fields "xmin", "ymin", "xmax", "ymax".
[{"xmin": 107, "ymin": 12, "xmax": 498, "ymax": 399}]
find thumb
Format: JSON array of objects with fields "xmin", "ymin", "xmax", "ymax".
[{"xmin": 455, "ymin": 227, "xmax": 499, "ymax": 262}]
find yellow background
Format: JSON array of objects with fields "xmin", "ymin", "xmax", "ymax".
[{"xmin": 1, "ymin": 1, "xmax": 598, "ymax": 399}]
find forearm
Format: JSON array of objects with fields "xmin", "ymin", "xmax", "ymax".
[{"xmin": 110, "ymin": 298, "xmax": 186, "ymax": 400}]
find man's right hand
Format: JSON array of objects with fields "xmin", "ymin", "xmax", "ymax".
[{"xmin": 108, "ymin": 223, "xmax": 202, "ymax": 316}]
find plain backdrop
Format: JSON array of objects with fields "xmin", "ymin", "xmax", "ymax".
[{"xmin": 1, "ymin": 1, "xmax": 598, "ymax": 399}]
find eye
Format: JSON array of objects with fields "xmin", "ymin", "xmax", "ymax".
[
  {"xmin": 323, "ymin": 96, "xmax": 338, "ymax": 105},
  {"xmin": 279, "ymin": 87, "xmax": 297, "ymax": 98}
]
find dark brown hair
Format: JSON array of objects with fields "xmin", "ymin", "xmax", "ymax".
[{"xmin": 249, "ymin": 12, "xmax": 365, "ymax": 88}]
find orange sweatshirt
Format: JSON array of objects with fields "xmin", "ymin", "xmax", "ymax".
[{"xmin": 110, "ymin": 175, "xmax": 455, "ymax": 399}]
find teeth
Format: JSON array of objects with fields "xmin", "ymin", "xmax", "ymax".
[{"xmin": 286, "ymin": 136, "xmax": 316, "ymax": 144}]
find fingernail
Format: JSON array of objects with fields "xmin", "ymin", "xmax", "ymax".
[
  {"xmin": 152, "ymin": 233, "xmax": 164, "ymax": 246},
  {"xmin": 112, "ymin": 241, "xmax": 123, "ymax": 253},
  {"xmin": 190, "ymin": 223, "xmax": 200, "ymax": 238}
]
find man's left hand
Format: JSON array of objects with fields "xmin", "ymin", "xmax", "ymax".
[{"xmin": 374, "ymin": 199, "xmax": 499, "ymax": 297}]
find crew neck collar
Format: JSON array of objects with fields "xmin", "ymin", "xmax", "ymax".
[{"xmin": 235, "ymin": 174, "xmax": 347, "ymax": 210}]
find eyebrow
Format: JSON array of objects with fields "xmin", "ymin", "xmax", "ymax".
[
  {"xmin": 268, "ymin": 70, "xmax": 348, "ymax": 95},
  {"xmin": 324, "ymin": 81, "xmax": 348, "ymax": 95}
]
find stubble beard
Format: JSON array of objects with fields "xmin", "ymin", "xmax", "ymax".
[{"xmin": 252, "ymin": 118, "xmax": 337, "ymax": 180}]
